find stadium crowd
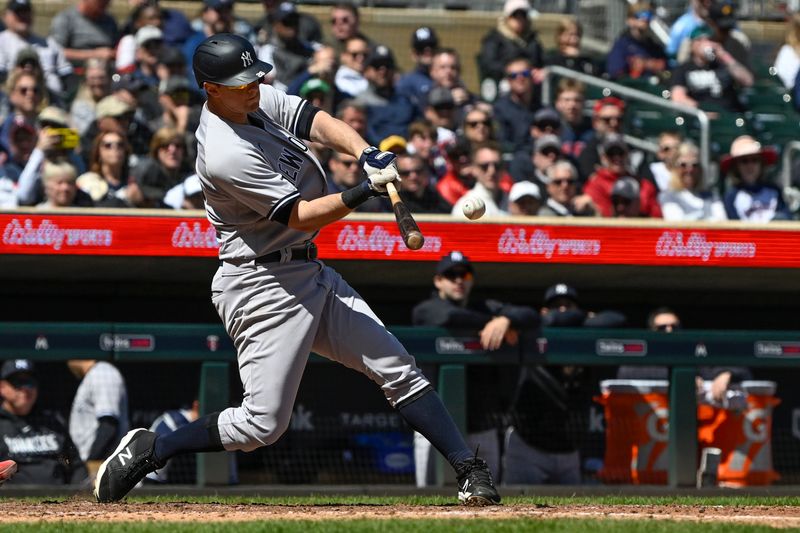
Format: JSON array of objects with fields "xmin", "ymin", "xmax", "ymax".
[{"xmin": 0, "ymin": 0, "xmax": 797, "ymax": 221}]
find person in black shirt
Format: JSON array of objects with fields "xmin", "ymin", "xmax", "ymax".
[
  {"xmin": 396, "ymin": 153, "xmax": 450, "ymax": 214},
  {"xmin": 0, "ymin": 360, "xmax": 87, "ymax": 485},
  {"xmin": 412, "ymin": 251, "xmax": 540, "ymax": 485}
]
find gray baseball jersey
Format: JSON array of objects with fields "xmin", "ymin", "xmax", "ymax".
[
  {"xmin": 196, "ymin": 85, "xmax": 430, "ymax": 452},
  {"xmin": 69, "ymin": 362, "xmax": 129, "ymax": 462}
]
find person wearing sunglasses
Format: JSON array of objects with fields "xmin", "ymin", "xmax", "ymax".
[
  {"xmin": 328, "ymin": 2, "xmax": 373, "ymax": 54},
  {"xmin": 658, "ymin": 141, "xmax": 726, "ymax": 221},
  {"xmin": 0, "ymin": 359, "xmax": 88, "ymax": 485},
  {"xmin": 576, "ymin": 96, "xmax": 626, "ymax": 180},
  {"xmin": 584, "ymin": 133, "xmax": 662, "ymax": 218},
  {"xmin": 606, "ymin": 2, "xmax": 667, "ymax": 80},
  {"xmin": 76, "ymin": 125, "xmax": 131, "ymax": 207},
  {"xmin": 477, "ymin": 0, "xmax": 543, "ymax": 102},
  {"xmin": 334, "ymin": 36, "xmax": 370, "ymax": 98},
  {"xmin": 452, "ymin": 143, "xmax": 511, "ymax": 219},
  {"xmin": 721, "ymin": 135, "xmax": 791, "ymax": 222},
  {"xmin": 538, "ymin": 160, "xmax": 596, "ymax": 217},
  {"xmin": 396, "ymin": 152, "xmax": 450, "ymax": 214},
  {"xmin": 493, "ymin": 57, "xmax": 539, "ymax": 154},
  {"xmin": 325, "ymin": 150, "xmax": 388, "ymax": 213},
  {"xmin": 412, "ymin": 250, "xmax": 540, "ymax": 487}
]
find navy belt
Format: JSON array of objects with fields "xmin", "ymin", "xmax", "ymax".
[{"xmin": 219, "ymin": 242, "xmax": 318, "ymax": 267}]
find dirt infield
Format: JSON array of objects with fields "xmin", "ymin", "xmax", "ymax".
[{"xmin": 4, "ymin": 500, "xmax": 800, "ymax": 528}]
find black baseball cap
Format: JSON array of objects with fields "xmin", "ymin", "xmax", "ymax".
[
  {"xmin": 411, "ymin": 26, "xmax": 438, "ymax": 51},
  {"xmin": 366, "ymin": 45, "xmax": 396, "ymax": 69},
  {"xmin": 269, "ymin": 1, "xmax": 298, "ymax": 24},
  {"xmin": 111, "ymin": 73, "xmax": 147, "ymax": 93},
  {"xmin": 544, "ymin": 283, "xmax": 579, "ymax": 306},
  {"xmin": 426, "ymin": 86, "xmax": 455, "ymax": 110},
  {"xmin": 1, "ymin": 359, "xmax": 37, "ymax": 387},
  {"xmin": 7, "ymin": 0, "xmax": 31, "ymax": 13},
  {"xmin": 436, "ymin": 250, "xmax": 473, "ymax": 275},
  {"xmin": 708, "ymin": 1, "xmax": 737, "ymax": 31}
]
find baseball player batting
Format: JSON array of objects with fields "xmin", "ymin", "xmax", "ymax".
[{"xmin": 94, "ymin": 34, "xmax": 499, "ymax": 506}]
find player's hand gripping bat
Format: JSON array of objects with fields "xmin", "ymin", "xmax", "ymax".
[{"xmin": 385, "ymin": 180, "xmax": 424, "ymax": 250}]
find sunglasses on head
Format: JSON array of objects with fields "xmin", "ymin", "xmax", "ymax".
[{"xmin": 506, "ymin": 70, "xmax": 531, "ymax": 80}]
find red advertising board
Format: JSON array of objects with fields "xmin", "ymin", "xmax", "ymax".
[{"xmin": 2, "ymin": 212, "xmax": 799, "ymax": 268}]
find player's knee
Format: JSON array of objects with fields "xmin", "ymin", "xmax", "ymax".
[{"xmin": 244, "ymin": 411, "xmax": 291, "ymax": 448}]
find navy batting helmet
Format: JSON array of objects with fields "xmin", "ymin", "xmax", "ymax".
[{"xmin": 192, "ymin": 33, "xmax": 273, "ymax": 89}]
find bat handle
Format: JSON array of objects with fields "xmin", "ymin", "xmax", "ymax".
[
  {"xmin": 386, "ymin": 180, "xmax": 401, "ymax": 203},
  {"xmin": 384, "ymin": 180, "xmax": 425, "ymax": 250}
]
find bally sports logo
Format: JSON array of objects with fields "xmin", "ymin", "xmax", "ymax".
[
  {"xmin": 436, "ymin": 337, "xmax": 483, "ymax": 354},
  {"xmin": 596, "ymin": 339, "xmax": 648, "ymax": 356},
  {"xmin": 754, "ymin": 341, "xmax": 800, "ymax": 358},
  {"xmin": 99, "ymin": 334, "xmax": 155, "ymax": 352}
]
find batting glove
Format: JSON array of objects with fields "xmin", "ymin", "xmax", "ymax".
[{"xmin": 360, "ymin": 146, "xmax": 400, "ymax": 194}]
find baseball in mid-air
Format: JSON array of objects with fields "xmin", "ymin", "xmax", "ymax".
[{"xmin": 462, "ymin": 197, "xmax": 486, "ymax": 220}]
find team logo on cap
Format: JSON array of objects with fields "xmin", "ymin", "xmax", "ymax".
[
  {"xmin": 241, "ymin": 50, "xmax": 253, "ymax": 68},
  {"xmin": 450, "ymin": 251, "xmax": 464, "ymax": 262},
  {"xmin": 554, "ymin": 283, "xmax": 568, "ymax": 295}
]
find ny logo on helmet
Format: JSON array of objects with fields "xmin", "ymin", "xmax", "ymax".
[{"xmin": 241, "ymin": 51, "xmax": 253, "ymax": 68}]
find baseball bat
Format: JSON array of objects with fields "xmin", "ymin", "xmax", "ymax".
[{"xmin": 386, "ymin": 181, "xmax": 425, "ymax": 250}]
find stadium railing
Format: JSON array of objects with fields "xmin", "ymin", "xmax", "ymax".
[{"xmin": 3, "ymin": 322, "xmax": 797, "ymax": 488}]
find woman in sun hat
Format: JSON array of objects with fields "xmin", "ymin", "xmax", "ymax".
[{"xmin": 721, "ymin": 135, "xmax": 791, "ymax": 222}]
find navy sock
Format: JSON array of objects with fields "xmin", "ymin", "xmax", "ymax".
[
  {"xmin": 397, "ymin": 388, "xmax": 473, "ymax": 467},
  {"xmin": 153, "ymin": 412, "xmax": 224, "ymax": 462}
]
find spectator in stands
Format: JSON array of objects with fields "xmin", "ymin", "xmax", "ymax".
[
  {"xmin": 437, "ymin": 136, "xmax": 473, "ymax": 207},
  {"xmin": 477, "ymin": 0, "xmax": 543, "ymax": 102},
  {"xmin": 145, "ymin": 397, "xmax": 200, "ymax": 483},
  {"xmin": 721, "ymin": 135, "xmax": 791, "ymax": 222},
  {"xmin": 545, "ymin": 19, "xmax": 599, "ymax": 76},
  {"xmin": 508, "ymin": 108, "xmax": 563, "ymax": 182},
  {"xmin": 88, "ymin": 94, "xmax": 153, "ymax": 159},
  {"xmin": 452, "ymin": 143, "xmax": 510, "ymax": 219},
  {"xmin": 287, "ymin": 45, "xmax": 341, "ymax": 104},
  {"xmin": 69, "ymin": 58, "xmax": 111, "ymax": 135},
  {"xmin": 0, "ymin": 359, "xmax": 88, "ymax": 485},
  {"xmin": 659, "ymin": 141, "xmax": 726, "ymax": 221},
  {"xmin": 67, "ymin": 359, "xmax": 129, "ymax": 478},
  {"xmin": 1, "ymin": 70, "xmax": 44, "ymax": 152},
  {"xmin": 670, "ymin": 24, "xmax": 751, "ymax": 113},
  {"xmin": 1, "ymin": 115, "xmax": 35, "ymax": 186},
  {"xmin": 649, "ymin": 131, "xmax": 682, "ymax": 191},
  {"xmin": 576, "ymin": 97, "xmax": 625, "ymax": 181},
  {"xmin": 459, "ymin": 106, "xmax": 496, "ymax": 150},
  {"xmin": 397, "ymin": 26, "xmax": 439, "ymax": 114},
  {"xmin": 38, "ymin": 159, "xmax": 93, "ymax": 208},
  {"xmin": 163, "ymin": 173, "xmax": 203, "ymax": 210},
  {"xmin": 406, "ymin": 120, "xmax": 442, "ymax": 177},
  {"xmin": 512, "ymin": 133, "xmax": 561, "ymax": 186},
  {"xmin": 298, "ymin": 77, "xmax": 334, "ymax": 115},
  {"xmin": 256, "ymin": 0, "xmax": 321, "ymax": 48},
  {"xmin": 0, "ymin": 0, "xmax": 73, "ymax": 96},
  {"xmin": 704, "ymin": 0, "xmax": 752, "ymax": 72},
  {"xmin": 335, "ymin": 99, "xmax": 367, "ymax": 138},
  {"xmin": 396, "ymin": 152, "xmax": 450, "ymax": 214},
  {"xmin": 538, "ymin": 160, "xmax": 597, "ymax": 217},
  {"xmin": 493, "ymin": 56, "xmax": 539, "ymax": 154},
  {"xmin": 50, "ymin": 0, "xmax": 118, "ymax": 71},
  {"xmin": 128, "ymin": 126, "xmax": 190, "ymax": 208},
  {"xmin": 584, "ymin": 134, "xmax": 662, "ymax": 218},
  {"xmin": 774, "ymin": 12, "xmax": 800, "ymax": 89},
  {"xmin": 154, "ymin": 76, "xmax": 196, "ymax": 134},
  {"xmin": 115, "ymin": 2, "xmax": 162, "ymax": 74},
  {"xmin": 256, "ymin": 2, "xmax": 315, "ymax": 92},
  {"xmin": 429, "ymin": 48, "xmax": 475, "ymax": 111},
  {"xmin": 355, "ymin": 45, "xmax": 418, "ymax": 146},
  {"xmin": 122, "ymin": 0, "xmax": 192, "ymax": 50},
  {"xmin": 328, "ymin": 2, "xmax": 372, "ymax": 54},
  {"xmin": 667, "ymin": 0, "xmax": 712, "ymax": 61},
  {"xmin": 422, "ymin": 86, "xmax": 457, "ymax": 145},
  {"xmin": 127, "ymin": 26, "xmax": 164, "ymax": 88},
  {"xmin": 334, "ymin": 36, "xmax": 369, "ymax": 98},
  {"xmin": 182, "ymin": 0, "xmax": 237, "ymax": 87},
  {"xmin": 413, "ymin": 251, "xmax": 540, "ymax": 486},
  {"xmin": 76, "ymin": 126, "xmax": 131, "ymax": 207},
  {"xmin": 508, "ymin": 180, "xmax": 541, "ymax": 216},
  {"xmin": 609, "ymin": 176, "xmax": 645, "ymax": 218},
  {"xmin": 325, "ymin": 150, "xmax": 388, "ymax": 213},
  {"xmin": 606, "ymin": 2, "xmax": 667, "ymax": 80},
  {"xmin": 554, "ymin": 79, "xmax": 592, "ymax": 160}
]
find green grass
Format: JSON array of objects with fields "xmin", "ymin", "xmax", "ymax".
[{"xmin": 0, "ymin": 520, "xmax": 788, "ymax": 533}]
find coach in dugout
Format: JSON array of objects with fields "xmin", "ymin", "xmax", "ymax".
[{"xmin": 0, "ymin": 359, "xmax": 87, "ymax": 485}]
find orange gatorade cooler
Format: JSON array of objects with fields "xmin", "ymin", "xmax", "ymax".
[
  {"xmin": 595, "ymin": 380, "xmax": 670, "ymax": 484},
  {"xmin": 698, "ymin": 381, "xmax": 780, "ymax": 487}
]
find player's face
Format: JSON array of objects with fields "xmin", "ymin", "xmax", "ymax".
[
  {"xmin": 434, "ymin": 268, "xmax": 473, "ymax": 303},
  {"xmin": 210, "ymin": 79, "xmax": 261, "ymax": 114},
  {"xmin": 0, "ymin": 377, "xmax": 38, "ymax": 416}
]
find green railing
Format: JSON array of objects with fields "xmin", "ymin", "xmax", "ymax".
[{"xmin": 3, "ymin": 323, "xmax": 798, "ymax": 487}]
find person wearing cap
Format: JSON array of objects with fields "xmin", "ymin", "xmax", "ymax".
[
  {"xmin": 423, "ymin": 86, "xmax": 458, "ymax": 145},
  {"xmin": 670, "ymin": 23, "xmax": 752, "ymax": 113},
  {"xmin": 354, "ymin": 44, "xmax": 419, "ymax": 146},
  {"xmin": 492, "ymin": 56, "xmax": 540, "ymax": 154},
  {"xmin": 0, "ymin": 0, "xmax": 73, "ymax": 95},
  {"xmin": 721, "ymin": 135, "xmax": 790, "ymax": 222},
  {"xmin": 0, "ymin": 115, "xmax": 35, "ymax": 188},
  {"xmin": 576, "ymin": 96, "xmax": 626, "ymax": 180},
  {"xmin": 84, "ymin": 93, "xmax": 153, "ymax": 159},
  {"xmin": 452, "ymin": 143, "xmax": 511, "ymax": 219},
  {"xmin": 397, "ymin": 26, "xmax": 439, "ymax": 114},
  {"xmin": 667, "ymin": 0, "xmax": 713, "ymax": 60},
  {"xmin": 0, "ymin": 359, "xmax": 88, "ymax": 485},
  {"xmin": 256, "ymin": 0, "xmax": 322, "ymax": 48},
  {"xmin": 127, "ymin": 25, "xmax": 165, "ymax": 89},
  {"xmin": 659, "ymin": 140, "xmax": 726, "ymax": 221},
  {"xmin": 181, "ymin": 0, "xmax": 238, "ymax": 88},
  {"xmin": 584, "ymin": 133, "xmax": 662, "ymax": 218},
  {"xmin": 704, "ymin": 0, "xmax": 752, "ymax": 70},
  {"xmin": 609, "ymin": 176, "xmax": 643, "ymax": 218},
  {"xmin": 538, "ymin": 160, "xmax": 596, "ymax": 217},
  {"xmin": 153, "ymin": 75, "xmax": 198, "ymax": 133},
  {"xmin": 606, "ymin": 2, "xmax": 667, "ymax": 80},
  {"xmin": 396, "ymin": 152, "xmax": 450, "ymax": 214},
  {"xmin": 477, "ymin": 0, "xmax": 543, "ymax": 102},
  {"xmin": 412, "ymin": 251, "xmax": 540, "ymax": 486},
  {"xmin": 256, "ymin": 2, "xmax": 315, "ymax": 91},
  {"xmin": 114, "ymin": 3, "xmax": 163, "ymax": 75},
  {"xmin": 50, "ymin": 0, "xmax": 119, "ymax": 70},
  {"xmin": 508, "ymin": 180, "xmax": 542, "ymax": 216},
  {"xmin": 334, "ymin": 36, "xmax": 369, "ymax": 98}
]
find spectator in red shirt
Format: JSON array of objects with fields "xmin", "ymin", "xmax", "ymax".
[{"xmin": 583, "ymin": 134, "xmax": 661, "ymax": 218}]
